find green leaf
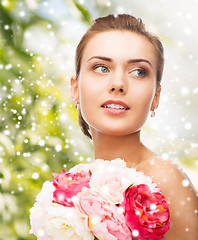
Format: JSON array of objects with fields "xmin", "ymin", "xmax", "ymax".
[
  {"xmin": 72, "ymin": 0, "xmax": 92, "ymax": 25},
  {"xmin": 0, "ymin": 7, "xmax": 14, "ymax": 45}
]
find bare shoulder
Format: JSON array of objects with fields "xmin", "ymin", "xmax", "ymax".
[
  {"xmin": 137, "ymin": 157, "xmax": 197, "ymax": 194},
  {"xmin": 137, "ymin": 157, "xmax": 198, "ymax": 240}
]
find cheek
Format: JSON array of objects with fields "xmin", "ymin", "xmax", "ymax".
[
  {"xmin": 131, "ymin": 84, "xmax": 155, "ymax": 125},
  {"xmin": 78, "ymin": 72, "xmax": 107, "ymax": 106},
  {"xmin": 140, "ymin": 89, "xmax": 154, "ymax": 108},
  {"xmin": 78, "ymin": 77, "xmax": 100, "ymax": 123},
  {"xmin": 79, "ymin": 78, "xmax": 97, "ymax": 105},
  {"xmin": 132, "ymin": 83, "xmax": 155, "ymax": 108},
  {"xmin": 129, "ymin": 85, "xmax": 155, "ymax": 131}
]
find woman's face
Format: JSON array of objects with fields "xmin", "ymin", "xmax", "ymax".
[{"xmin": 71, "ymin": 30, "xmax": 161, "ymax": 136}]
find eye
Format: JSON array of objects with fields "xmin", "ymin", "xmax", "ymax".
[
  {"xmin": 94, "ymin": 66, "xmax": 109, "ymax": 73},
  {"xmin": 131, "ymin": 69, "xmax": 146, "ymax": 77}
]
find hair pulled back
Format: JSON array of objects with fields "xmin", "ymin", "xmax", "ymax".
[{"xmin": 74, "ymin": 14, "xmax": 164, "ymax": 139}]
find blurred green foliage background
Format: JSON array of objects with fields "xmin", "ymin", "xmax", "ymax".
[{"xmin": 0, "ymin": 0, "xmax": 197, "ymax": 239}]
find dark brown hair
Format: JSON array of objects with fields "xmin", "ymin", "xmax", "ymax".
[{"xmin": 74, "ymin": 14, "xmax": 164, "ymax": 139}]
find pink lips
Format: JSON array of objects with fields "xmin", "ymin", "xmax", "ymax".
[{"xmin": 101, "ymin": 100, "xmax": 129, "ymax": 115}]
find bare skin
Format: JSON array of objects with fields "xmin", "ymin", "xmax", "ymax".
[
  {"xmin": 91, "ymin": 131, "xmax": 198, "ymax": 239},
  {"xmin": 71, "ymin": 30, "xmax": 198, "ymax": 239},
  {"xmin": 136, "ymin": 157, "xmax": 198, "ymax": 240}
]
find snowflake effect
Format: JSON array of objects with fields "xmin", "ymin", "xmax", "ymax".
[{"xmin": 0, "ymin": 0, "xmax": 198, "ymax": 239}]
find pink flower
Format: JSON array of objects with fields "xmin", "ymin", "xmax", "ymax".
[
  {"xmin": 123, "ymin": 184, "xmax": 170, "ymax": 240},
  {"xmin": 74, "ymin": 187, "xmax": 132, "ymax": 240},
  {"xmin": 89, "ymin": 158, "xmax": 134, "ymax": 204},
  {"xmin": 51, "ymin": 169, "xmax": 91, "ymax": 207}
]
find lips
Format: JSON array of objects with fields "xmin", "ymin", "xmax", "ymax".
[{"xmin": 101, "ymin": 100, "xmax": 129, "ymax": 110}]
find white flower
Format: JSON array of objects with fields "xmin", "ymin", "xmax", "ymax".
[
  {"xmin": 128, "ymin": 170, "xmax": 158, "ymax": 193},
  {"xmin": 89, "ymin": 158, "xmax": 126, "ymax": 173},
  {"xmin": 30, "ymin": 203, "xmax": 52, "ymax": 240},
  {"xmin": 69, "ymin": 158, "xmax": 158, "ymax": 203},
  {"xmin": 30, "ymin": 181, "xmax": 94, "ymax": 240},
  {"xmin": 35, "ymin": 181, "xmax": 55, "ymax": 207},
  {"xmin": 45, "ymin": 204, "xmax": 94, "ymax": 240},
  {"xmin": 89, "ymin": 158, "xmax": 133, "ymax": 204},
  {"xmin": 69, "ymin": 162, "xmax": 92, "ymax": 173},
  {"xmin": 30, "ymin": 181, "xmax": 54, "ymax": 240}
]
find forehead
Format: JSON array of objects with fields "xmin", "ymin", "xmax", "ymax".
[{"xmin": 82, "ymin": 30, "xmax": 157, "ymax": 68}]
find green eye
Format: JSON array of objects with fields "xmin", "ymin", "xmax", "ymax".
[{"xmin": 94, "ymin": 66, "xmax": 109, "ymax": 73}]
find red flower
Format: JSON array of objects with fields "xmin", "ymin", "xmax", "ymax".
[
  {"xmin": 123, "ymin": 184, "xmax": 170, "ymax": 240},
  {"xmin": 51, "ymin": 169, "xmax": 91, "ymax": 207}
]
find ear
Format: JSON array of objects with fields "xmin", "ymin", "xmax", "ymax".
[
  {"xmin": 70, "ymin": 76, "xmax": 79, "ymax": 103},
  {"xmin": 150, "ymin": 86, "xmax": 161, "ymax": 111}
]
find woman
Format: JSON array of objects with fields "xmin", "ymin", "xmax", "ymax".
[{"xmin": 70, "ymin": 14, "xmax": 198, "ymax": 239}]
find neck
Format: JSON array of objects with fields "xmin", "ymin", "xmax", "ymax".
[{"xmin": 90, "ymin": 129, "xmax": 153, "ymax": 168}]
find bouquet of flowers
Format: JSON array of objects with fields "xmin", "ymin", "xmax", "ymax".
[{"xmin": 30, "ymin": 158, "xmax": 170, "ymax": 240}]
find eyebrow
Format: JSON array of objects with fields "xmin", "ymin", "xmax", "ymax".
[{"xmin": 87, "ymin": 56, "xmax": 153, "ymax": 68}]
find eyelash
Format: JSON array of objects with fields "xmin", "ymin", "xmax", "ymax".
[
  {"xmin": 130, "ymin": 68, "xmax": 147, "ymax": 77},
  {"xmin": 93, "ymin": 64, "xmax": 147, "ymax": 78},
  {"xmin": 93, "ymin": 65, "xmax": 109, "ymax": 73}
]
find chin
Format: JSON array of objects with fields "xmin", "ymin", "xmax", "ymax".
[
  {"xmin": 88, "ymin": 119, "xmax": 145, "ymax": 137},
  {"xmin": 98, "ymin": 126, "xmax": 142, "ymax": 136}
]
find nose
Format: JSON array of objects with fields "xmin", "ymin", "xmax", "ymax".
[{"xmin": 108, "ymin": 70, "xmax": 127, "ymax": 95}]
